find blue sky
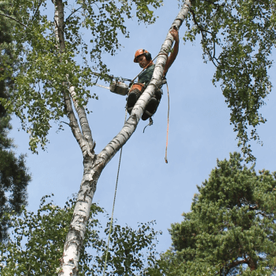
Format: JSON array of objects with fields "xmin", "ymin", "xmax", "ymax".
[{"xmin": 10, "ymin": 0, "xmax": 276, "ymax": 254}]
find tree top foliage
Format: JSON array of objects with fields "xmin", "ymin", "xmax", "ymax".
[
  {"xmin": 182, "ymin": 0, "xmax": 276, "ymax": 161},
  {"xmin": 156, "ymin": 152, "xmax": 276, "ymax": 275},
  {"xmin": 1, "ymin": 0, "xmax": 275, "ymax": 160},
  {"xmin": 0, "ymin": 0, "xmax": 163, "ymax": 152}
]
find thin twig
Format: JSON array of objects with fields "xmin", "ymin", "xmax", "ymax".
[
  {"xmin": 65, "ymin": 6, "xmax": 82, "ymax": 24},
  {"xmin": 190, "ymin": 8, "xmax": 220, "ymax": 67},
  {"xmin": 31, "ymin": 0, "xmax": 43, "ymax": 21},
  {"xmin": 61, "ymin": 121, "xmax": 70, "ymax": 126}
]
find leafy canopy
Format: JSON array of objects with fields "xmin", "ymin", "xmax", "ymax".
[
  {"xmin": 0, "ymin": 0, "xmax": 163, "ymax": 152},
  {"xmin": 154, "ymin": 152, "xmax": 276, "ymax": 275},
  {"xmin": 182, "ymin": 0, "xmax": 276, "ymax": 160},
  {"xmin": 0, "ymin": 116, "xmax": 31, "ymax": 242},
  {"xmin": 0, "ymin": 2, "xmax": 31, "ymax": 242},
  {"xmin": 0, "ymin": 195, "xmax": 161, "ymax": 275}
]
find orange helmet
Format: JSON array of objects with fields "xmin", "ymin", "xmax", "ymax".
[{"xmin": 133, "ymin": 49, "xmax": 152, "ymax": 63}]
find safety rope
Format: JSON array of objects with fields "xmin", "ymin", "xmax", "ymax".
[
  {"xmin": 102, "ymin": 79, "xmax": 169, "ymax": 276},
  {"xmin": 164, "ymin": 81, "xmax": 170, "ymax": 163},
  {"xmin": 102, "ymin": 110, "xmax": 127, "ymax": 276},
  {"xmin": 101, "ymin": 60, "xmax": 171, "ymax": 276}
]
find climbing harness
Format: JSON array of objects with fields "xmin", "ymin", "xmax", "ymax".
[
  {"xmin": 128, "ymin": 83, "xmax": 145, "ymax": 94},
  {"xmin": 102, "ymin": 110, "xmax": 127, "ymax": 276}
]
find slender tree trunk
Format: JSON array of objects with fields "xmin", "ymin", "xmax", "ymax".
[{"xmin": 58, "ymin": 1, "xmax": 192, "ymax": 275}]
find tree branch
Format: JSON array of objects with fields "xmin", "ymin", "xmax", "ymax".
[
  {"xmin": 65, "ymin": 6, "xmax": 82, "ymax": 24},
  {"xmin": 31, "ymin": 0, "xmax": 43, "ymax": 21},
  {"xmin": 53, "ymin": 0, "xmax": 95, "ymax": 157},
  {"xmin": 0, "ymin": 12, "xmax": 27, "ymax": 28},
  {"xmin": 68, "ymin": 86, "xmax": 95, "ymax": 156},
  {"xmin": 224, "ymin": 258, "xmax": 249, "ymax": 274},
  {"xmin": 190, "ymin": 8, "xmax": 220, "ymax": 67},
  {"xmin": 97, "ymin": 0, "xmax": 192, "ymax": 169}
]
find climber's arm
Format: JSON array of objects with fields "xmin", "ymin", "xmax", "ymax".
[{"xmin": 163, "ymin": 28, "xmax": 179, "ymax": 77}]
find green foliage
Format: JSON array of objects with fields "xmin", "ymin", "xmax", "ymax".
[
  {"xmin": 182, "ymin": 0, "xmax": 276, "ymax": 161},
  {"xmin": 96, "ymin": 221, "xmax": 161, "ymax": 275},
  {"xmin": 0, "ymin": 195, "xmax": 161, "ymax": 275},
  {"xmin": 0, "ymin": 118, "xmax": 31, "ymax": 242},
  {"xmin": 0, "ymin": 0, "xmax": 163, "ymax": 152},
  {"xmin": 0, "ymin": 3, "xmax": 31, "ymax": 242},
  {"xmin": 153, "ymin": 152, "xmax": 276, "ymax": 275}
]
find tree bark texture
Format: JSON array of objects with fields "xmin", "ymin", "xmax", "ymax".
[{"xmin": 58, "ymin": 0, "xmax": 192, "ymax": 275}]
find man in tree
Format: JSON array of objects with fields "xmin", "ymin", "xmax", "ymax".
[{"xmin": 126, "ymin": 28, "xmax": 179, "ymax": 120}]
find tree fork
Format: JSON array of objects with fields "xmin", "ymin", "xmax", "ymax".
[{"xmin": 59, "ymin": 0, "xmax": 192, "ymax": 275}]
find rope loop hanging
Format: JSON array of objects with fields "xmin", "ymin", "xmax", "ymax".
[
  {"xmin": 102, "ymin": 110, "xmax": 127, "ymax": 276},
  {"xmin": 164, "ymin": 81, "xmax": 170, "ymax": 164}
]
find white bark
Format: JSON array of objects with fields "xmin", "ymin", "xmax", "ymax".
[
  {"xmin": 58, "ymin": 0, "xmax": 192, "ymax": 275},
  {"xmin": 54, "ymin": 0, "xmax": 65, "ymax": 53},
  {"xmin": 53, "ymin": 0, "xmax": 95, "ymax": 158}
]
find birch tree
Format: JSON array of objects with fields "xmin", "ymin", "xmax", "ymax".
[
  {"xmin": 2, "ymin": 0, "xmax": 275, "ymax": 274},
  {"xmin": 56, "ymin": 2, "xmax": 191, "ymax": 274},
  {"xmin": 0, "ymin": 0, "xmax": 190, "ymax": 274},
  {"xmin": 180, "ymin": 0, "xmax": 276, "ymax": 160},
  {"xmin": 0, "ymin": 195, "xmax": 160, "ymax": 275}
]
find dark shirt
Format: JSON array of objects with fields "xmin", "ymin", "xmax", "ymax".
[{"xmin": 138, "ymin": 64, "xmax": 155, "ymax": 87}]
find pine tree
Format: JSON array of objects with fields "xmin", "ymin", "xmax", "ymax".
[
  {"xmin": 0, "ymin": 2, "xmax": 31, "ymax": 242},
  {"xmin": 160, "ymin": 153, "xmax": 276, "ymax": 275}
]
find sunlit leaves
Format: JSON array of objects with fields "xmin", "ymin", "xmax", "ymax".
[
  {"xmin": 0, "ymin": 195, "xmax": 161, "ymax": 275},
  {"xmin": 182, "ymin": 0, "xmax": 276, "ymax": 161},
  {"xmin": 2, "ymin": 0, "xmax": 163, "ymax": 152},
  {"xmin": 96, "ymin": 221, "xmax": 161, "ymax": 276},
  {"xmin": 0, "ymin": 195, "xmax": 103, "ymax": 275}
]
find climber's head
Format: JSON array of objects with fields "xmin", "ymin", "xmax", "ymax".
[{"xmin": 134, "ymin": 49, "xmax": 152, "ymax": 68}]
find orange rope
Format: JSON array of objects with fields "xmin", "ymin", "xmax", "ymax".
[{"xmin": 165, "ymin": 81, "xmax": 170, "ymax": 163}]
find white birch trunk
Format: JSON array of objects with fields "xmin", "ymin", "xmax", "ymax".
[{"xmin": 58, "ymin": 0, "xmax": 192, "ymax": 275}]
